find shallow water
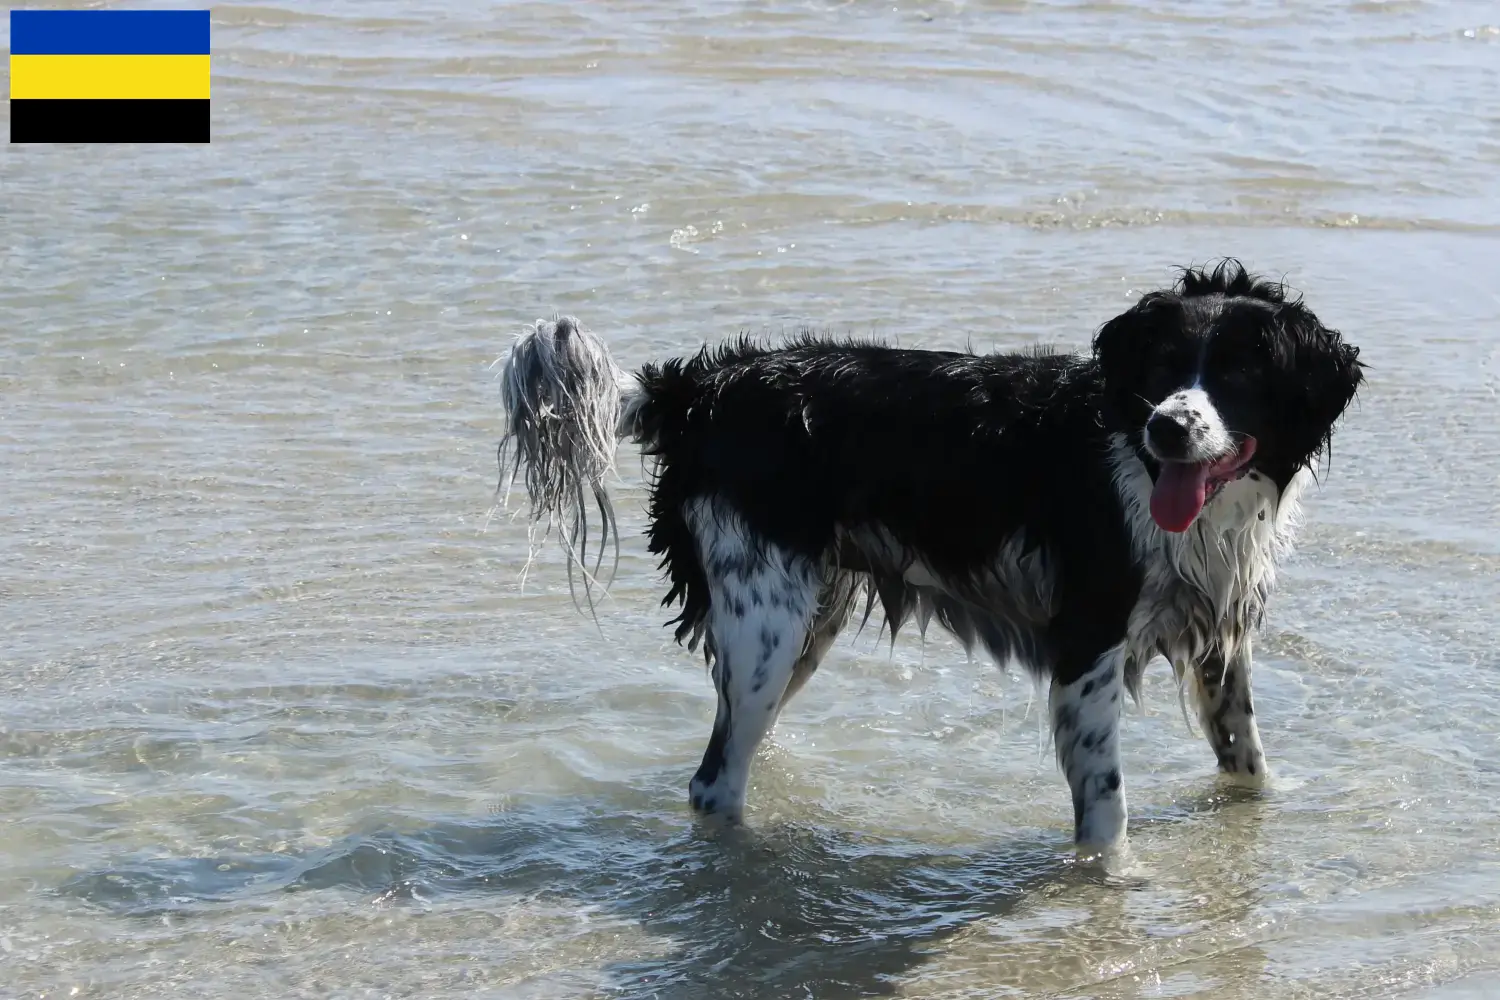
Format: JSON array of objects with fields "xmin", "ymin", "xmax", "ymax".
[{"xmin": 2, "ymin": 1, "xmax": 1499, "ymax": 997}]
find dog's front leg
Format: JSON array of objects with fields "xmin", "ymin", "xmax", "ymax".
[
  {"xmin": 1051, "ymin": 644, "xmax": 1128, "ymax": 852},
  {"xmin": 1188, "ymin": 639, "xmax": 1267, "ymax": 781}
]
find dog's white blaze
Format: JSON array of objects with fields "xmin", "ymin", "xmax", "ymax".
[
  {"xmin": 1149, "ymin": 387, "xmax": 1233, "ymax": 461},
  {"xmin": 1051, "ymin": 644, "xmax": 1128, "ymax": 850},
  {"xmin": 684, "ymin": 497, "xmax": 821, "ymax": 821}
]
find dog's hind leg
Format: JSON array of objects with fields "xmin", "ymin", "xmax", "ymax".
[
  {"xmin": 1185, "ymin": 640, "xmax": 1267, "ymax": 782},
  {"xmin": 774, "ymin": 573, "xmax": 858, "ymax": 722},
  {"xmin": 686, "ymin": 500, "xmax": 821, "ymax": 822}
]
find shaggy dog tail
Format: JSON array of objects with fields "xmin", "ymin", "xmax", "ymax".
[{"xmin": 497, "ymin": 316, "xmax": 631, "ymax": 612}]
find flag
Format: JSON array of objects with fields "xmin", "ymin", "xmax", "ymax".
[{"xmin": 9, "ymin": 9, "xmax": 210, "ymax": 143}]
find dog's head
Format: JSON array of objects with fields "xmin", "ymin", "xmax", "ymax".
[{"xmin": 1092, "ymin": 259, "xmax": 1363, "ymax": 533}]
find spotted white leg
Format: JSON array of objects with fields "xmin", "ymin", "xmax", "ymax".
[
  {"xmin": 1051, "ymin": 644, "xmax": 1128, "ymax": 851},
  {"xmin": 686, "ymin": 501, "xmax": 820, "ymax": 821},
  {"xmin": 1187, "ymin": 639, "xmax": 1267, "ymax": 782}
]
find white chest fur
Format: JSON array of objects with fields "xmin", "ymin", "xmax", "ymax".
[{"xmin": 1107, "ymin": 433, "xmax": 1310, "ymax": 667}]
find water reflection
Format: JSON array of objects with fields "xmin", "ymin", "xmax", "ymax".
[{"xmin": 56, "ymin": 782, "xmax": 1274, "ymax": 998}]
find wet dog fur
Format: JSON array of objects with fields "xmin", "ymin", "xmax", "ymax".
[{"xmin": 496, "ymin": 260, "xmax": 1363, "ymax": 853}]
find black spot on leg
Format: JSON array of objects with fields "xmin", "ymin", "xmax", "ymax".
[
  {"xmin": 691, "ymin": 655, "xmax": 733, "ymax": 803},
  {"xmin": 733, "ymin": 598, "xmax": 747, "ymax": 618},
  {"xmin": 692, "ymin": 723, "xmax": 730, "ymax": 802},
  {"xmin": 1080, "ymin": 678, "xmax": 1095, "ymax": 697},
  {"xmin": 1105, "ymin": 769, "xmax": 1121, "ymax": 792}
]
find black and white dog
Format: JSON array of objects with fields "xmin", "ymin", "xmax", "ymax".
[{"xmin": 497, "ymin": 260, "xmax": 1363, "ymax": 854}]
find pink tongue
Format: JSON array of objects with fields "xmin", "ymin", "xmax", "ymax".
[{"xmin": 1150, "ymin": 462, "xmax": 1212, "ymax": 533}]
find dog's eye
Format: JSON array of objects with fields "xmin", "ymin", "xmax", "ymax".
[
  {"xmin": 1233, "ymin": 355, "xmax": 1270, "ymax": 380},
  {"xmin": 1213, "ymin": 361, "xmax": 1272, "ymax": 399}
]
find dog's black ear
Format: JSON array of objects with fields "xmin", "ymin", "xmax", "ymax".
[
  {"xmin": 1092, "ymin": 292, "xmax": 1178, "ymax": 419},
  {"xmin": 1273, "ymin": 303, "xmax": 1364, "ymax": 465}
]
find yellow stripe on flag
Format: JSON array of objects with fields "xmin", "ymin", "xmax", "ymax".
[{"xmin": 9, "ymin": 55, "xmax": 211, "ymax": 100}]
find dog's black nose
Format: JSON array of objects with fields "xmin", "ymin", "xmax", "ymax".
[{"xmin": 1146, "ymin": 412, "xmax": 1190, "ymax": 456}]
